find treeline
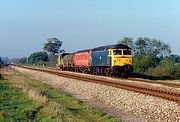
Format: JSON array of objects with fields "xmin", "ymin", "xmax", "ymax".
[
  {"xmin": 10, "ymin": 36, "xmax": 180, "ymax": 79},
  {"xmin": 0, "ymin": 57, "xmax": 4, "ymax": 67},
  {"xmin": 118, "ymin": 37, "xmax": 180, "ymax": 79},
  {"xmin": 12, "ymin": 38, "xmax": 64, "ymax": 67}
]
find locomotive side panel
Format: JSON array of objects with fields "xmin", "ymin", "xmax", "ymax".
[{"xmin": 91, "ymin": 50, "xmax": 110, "ymax": 67}]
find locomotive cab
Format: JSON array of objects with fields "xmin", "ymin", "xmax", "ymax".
[
  {"xmin": 108, "ymin": 48, "xmax": 133, "ymax": 76},
  {"xmin": 109, "ymin": 49, "xmax": 132, "ymax": 66}
]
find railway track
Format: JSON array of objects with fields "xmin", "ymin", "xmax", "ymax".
[
  {"xmin": 34, "ymin": 66, "xmax": 180, "ymax": 88},
  {"xmin": 127, "ymin": 77, "xmax": 180, "ymax": 88},
  {"xmin": 21, "ymin": 65, "xmax": 180, "ymax": 88},
  {"xmin": 13, "ymin": 65, "xmax": 180, "ymax": 103}
]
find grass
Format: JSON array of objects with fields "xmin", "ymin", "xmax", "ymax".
[
  {"xmin": 0, "ymin": 79, "xmax": 41, "ymax": 121},
  {"xmin": 0, "ymin": 68, "xmax": 119, "ymax": 122}
]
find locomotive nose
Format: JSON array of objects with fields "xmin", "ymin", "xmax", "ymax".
[{"xmin": 114, "ymin": 57, "xmax": 132, "ymax": 66}]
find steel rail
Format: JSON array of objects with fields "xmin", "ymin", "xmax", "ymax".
[{"xmin": 127, "ymin": 77, "xmax": 180, "ymax": 88}]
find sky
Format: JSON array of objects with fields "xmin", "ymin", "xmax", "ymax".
[{"xmin": 0, "ymin": 0, "xmax": 180, "ymax": 58}]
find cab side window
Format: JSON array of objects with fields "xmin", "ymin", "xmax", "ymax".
[
  {"xmin": 113, "ymin": 50, "xmax": 122, "ymax": 55},
  {"xmin": 123, "ymin": 50, "xmax": 131, "ymax": 55}
]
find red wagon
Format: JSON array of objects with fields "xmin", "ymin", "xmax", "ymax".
[{"xmin": 74, "ymin": 49, "xmax": 91, "ymax": 67}]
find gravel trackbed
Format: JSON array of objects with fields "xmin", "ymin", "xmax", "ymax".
[{"xmin": 13, "ymin": 67, "xmax": 180, "ymax": 122}]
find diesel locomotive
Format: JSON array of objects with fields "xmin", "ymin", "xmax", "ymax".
[{"xmin": 57, "ymin": 44, "xmax": 133, "ymax": 77}]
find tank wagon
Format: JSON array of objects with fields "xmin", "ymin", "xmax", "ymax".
[{"xmin": 57, "ymin": 44, "xmax": 133, "ymax": 77}]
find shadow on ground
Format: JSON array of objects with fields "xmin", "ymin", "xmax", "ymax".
[{"xmin": 131, "ymin": 73, "xmax": 174, "ymax": 80}]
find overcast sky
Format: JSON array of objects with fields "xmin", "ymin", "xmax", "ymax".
[{"xmin": 0, "ymin": 0, "xmax": 180, "ymax": 58}]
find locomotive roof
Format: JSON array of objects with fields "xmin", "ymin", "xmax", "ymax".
[
  {"xmin": 92, "ymin": 44, "xmax": 131, "ymax": 51},
  {"xmin": 76, "ymin": 44, "xmax": 131, "ymax": 53}
]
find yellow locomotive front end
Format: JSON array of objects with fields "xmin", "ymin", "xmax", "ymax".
[
  {"xmin": 111, "ymin": 49, "xmax": 132, "ymax": 66},
  {"xmin": 108, "ymin": 48, "xmax": 133, "ymax": 76}
]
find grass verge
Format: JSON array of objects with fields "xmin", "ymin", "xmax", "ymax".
[
  {"xmin": 0, "ymin": 68, "xmax": 119, "ymax": 122},
  {"xmin": 0, "ymin": 79, "xmax": 41, "ymax": 121}
]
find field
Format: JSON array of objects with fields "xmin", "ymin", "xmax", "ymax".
[{"xmin": 0, "ymin": 68, "xmax": 118, "ymax": 122}]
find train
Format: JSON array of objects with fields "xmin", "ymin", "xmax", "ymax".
[{"xmin": 57, "ymin": 44, "xmax": 133, "ymax": 77}]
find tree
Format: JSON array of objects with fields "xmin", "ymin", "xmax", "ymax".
[
  {"xmin": 43, "ymin": 38, "xmax": 64, "ymax": 55},
  {"xmin": 43, "ymin": 38, "xmax": 65, "ymax": 66},
  {"xmin": 148, "ymin": 39, "xmax": 171, "ymax": 57},
  {"xmin": 117, "ymin": 37, "xmax": 134, "ymax": 49},
  {"xmin": 1, "ymin": 57, "xmax": 10, "ymax": 64},
  {"xmin": 116, "ymin": 37, "xmax": 179, "ymax": 79},
  {"xmin": 134, "ymin": 37, "xmax": 171, "ymax": 72},
  {"xmin": 134, "ymin": 37, "xmax": 171, "ymax": 57},
  {"xmin": 134, "ymin": 37, "xmax": 150, "ymax": 56},
  {"xmin": 28, "ymin": 52, "xmax": 48, "ymax": 65},
  {"xmin": 166, "ymin": 54, "xmax": 180, "ymax": 63},
  {"xmin": 12, "ymin": 57, "xmax": 27, "ymax": 64},
  {"xmin": 0, "ymin": 57, "xmax": 4, "ymax": 66}
]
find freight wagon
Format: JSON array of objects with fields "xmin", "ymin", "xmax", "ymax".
[{"xmin": 74, "ymin": 49, "xmax": 91, "ymax": 72}]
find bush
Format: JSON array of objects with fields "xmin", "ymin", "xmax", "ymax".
[
  {"xmin": 146, "ymin": 59, "xmax": 180, "ymax": 79},
  {"xmin": 28, "ymin": 52, "xmax": 48, "ymax": 66},
  {"xmin": 133, "ymin": 54, "xmax": 159, "ymax": 73}
]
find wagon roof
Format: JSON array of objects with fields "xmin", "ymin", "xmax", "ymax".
[
  {"xmin": 92, "ymin": 44, "xmax": 131, "ymax": 51},
  {"xmin": 76, "ymin": 49, "xmax": 91, "ymax": 53}
]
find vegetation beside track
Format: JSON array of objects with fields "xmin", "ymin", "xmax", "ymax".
[
  {"xmin": 118, "ymin": 37, "xmax": 180, "ymax": 79},
  {"xmin": 0, "ymin": 79, "xmax": 40, "ymax": 121},
  {"xmin": 0, "ymin": 68, "xmax": 118, "ymax": 122}
]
